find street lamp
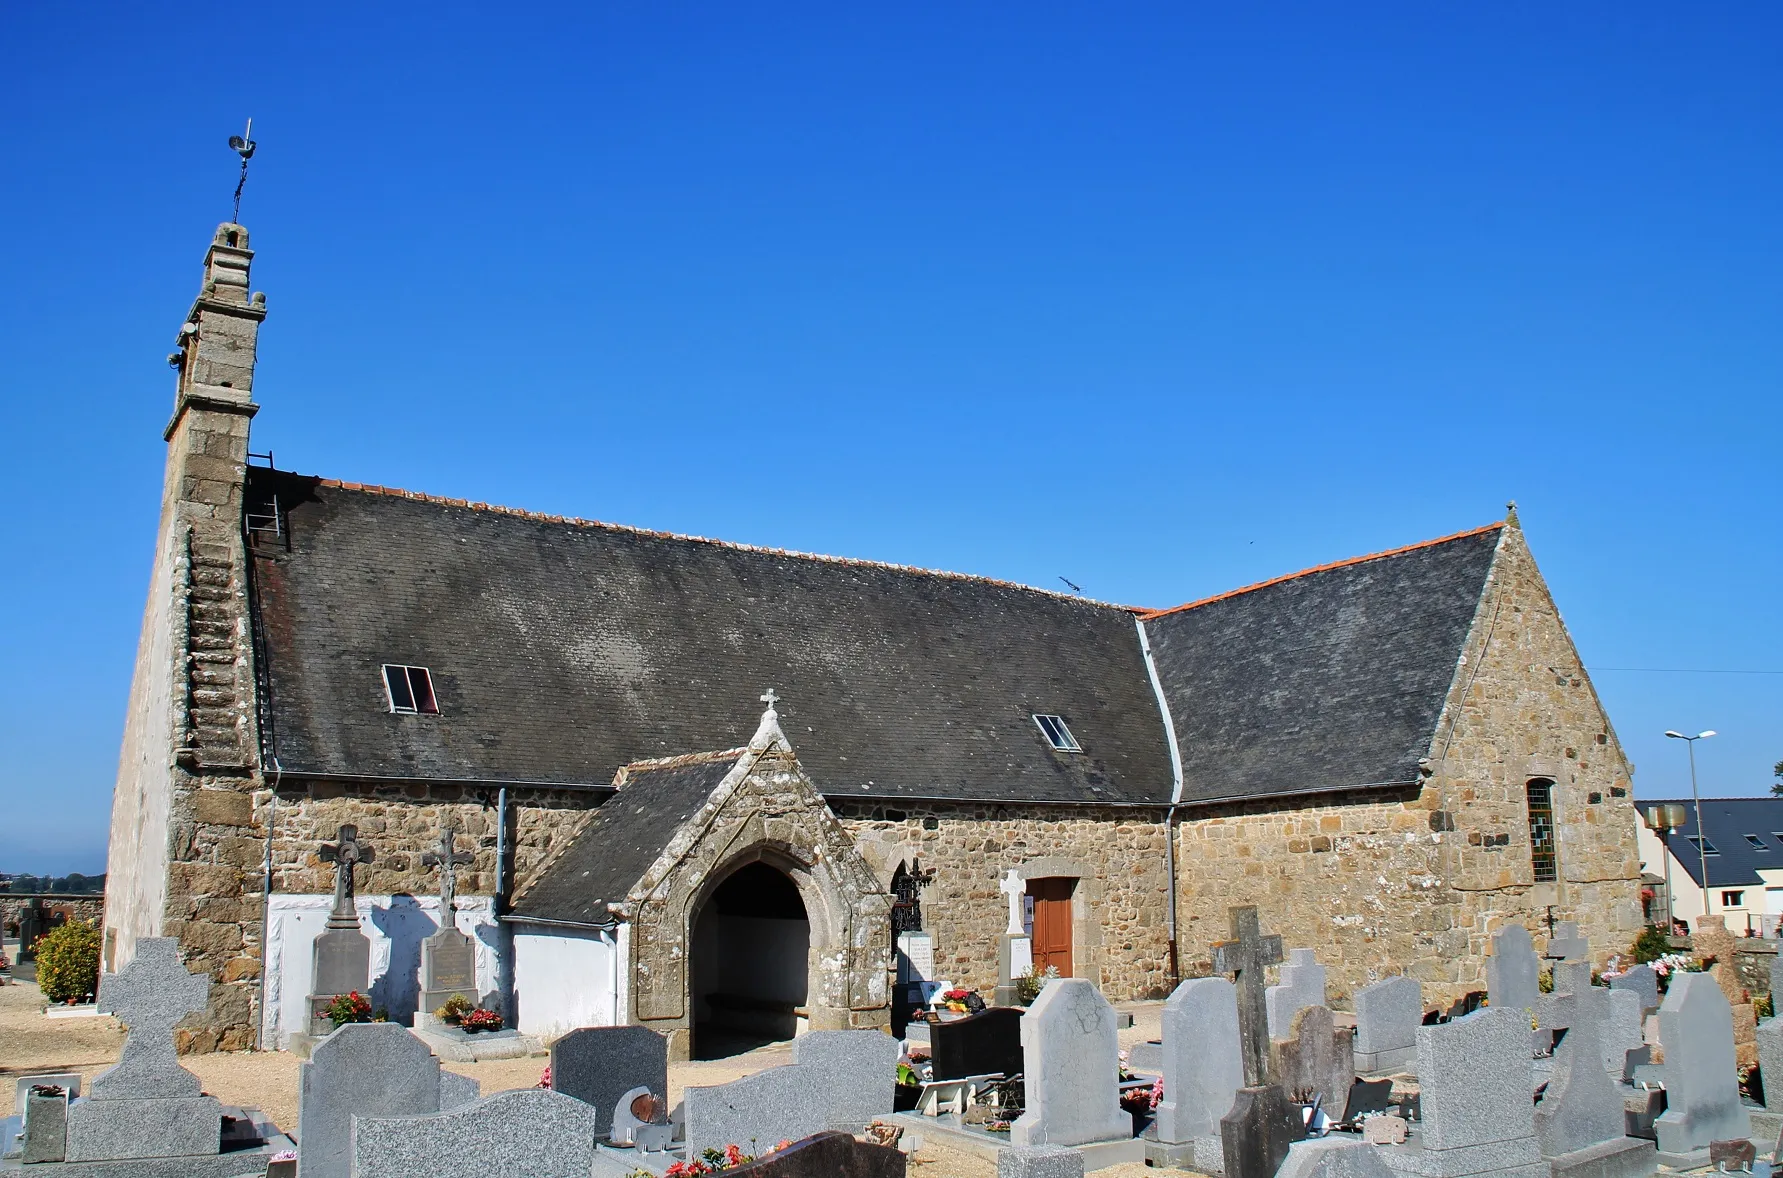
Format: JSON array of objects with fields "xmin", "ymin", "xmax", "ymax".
[
  {"xmin": 1644, "ymin": 802, "xmax": 1689, "ymax": 932},
  {"xmin": 1664, "ymin": 729, "xmax": 1718, "ymax": 919}
]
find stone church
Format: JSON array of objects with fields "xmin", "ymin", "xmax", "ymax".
[{"xmin": 105, "ymin": 221, "xmax": 1645, "ymax": 1056}]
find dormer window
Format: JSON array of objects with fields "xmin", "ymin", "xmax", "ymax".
[
  {"xmin": 1033, "ymin": 714, "xmax": 1081, "ymax": 752},
  {"xmin": 383, "ymin": 664, "xmax": 438, "ymax": 715}
]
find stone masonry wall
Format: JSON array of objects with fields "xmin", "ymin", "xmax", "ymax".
[
  {"xmin": 0, "ymin": 895, "xmax": 107, "ymax": 936},
  {"xmin": 834, "ymin": 800, "xmax": 1175, "ymax": 1002}
]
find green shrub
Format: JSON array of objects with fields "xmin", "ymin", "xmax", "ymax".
[
  {"xmin": 1630, "ymin": 925, "xmax": 1671, "ymax": 964},
  {"xmin": 35, "ymin": 921, "xmax": 101, "ymax": 1004}
]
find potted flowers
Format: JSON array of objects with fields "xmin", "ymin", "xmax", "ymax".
[
  {"xmin": 325, "ymin": 991, "xmax": 373, "ymax": 1028},
  {"xmin": 436, "ymin": 995, "xmax": 474, "ymax": 1025},
  {"xmin": 461, "ymin": 1007, "xmax": 504, "ymax": 1033}
]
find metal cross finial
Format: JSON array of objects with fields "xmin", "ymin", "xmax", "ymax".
[
  {"xmin": 228, "ymin": 118, "xmax": 257, "ymax": 223},
  {"xmin": 1211, "ymin": 904, "xmax": 1284, "ymax": 1088},
  {"xmin": 760, "ymin": 688, "xmax": 779, "ymax": 711},
  {"xmin": 421, "ymin": 821, "xmax": 476, "ymax": 919},
  {"xmin": 317, "ymin": 824, "xmax": 374, "ymax": 929}
]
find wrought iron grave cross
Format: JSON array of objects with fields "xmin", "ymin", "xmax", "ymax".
[
  {"xmin": 1211, "ymin": 904, "xmax": 1283, "ymax": 1089},
  {"xmin": 421, "ymin": 822, "xmax": 475, "ymax": 919},
  {"xmin": 318, "ymin": 825, "xmax": 374, "ymax": 928}
]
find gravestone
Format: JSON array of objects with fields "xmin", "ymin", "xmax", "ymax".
[
  {"xmin": 1151, "ymin": 976, "xmax": 1243, "ymax": 1175},
  {"xmin": 999, "ymin": 1142, "xmax": 1085, "ymax": 1178},
  {"xmin": 1375, "ymin": 1008, "xmax": 1546, "ymax": 1178},
  {"xmin": 1598, "ymin": 989, "xmax": 1645, "ymax": 1077},
  {"xmin": 996, "ymin": 870, "xmax": 1034, "ymax": 1008},
  {"xmin": 1608, "ymin": 965, "xmax": 1659, "ymax": 1014},
  {"xmin": 1769, "ymin": 951, "xmax": 1783, "ymax": 1006},
  {"xmin": 1757, "ymin": 1016, "xmax": 1783, "ymax": 1113},
  {"xmin": 297, "ymin": 1021, "xmax": 458, "ymax": 1178},
  {"xmin": 723, "ymin": 1132, "xmax": 905, "ymax": 1178},
  {"xmin": 351, "ymin": 1088, "xmax": 599, "ymax": 1178},
  {"xmin": 1654, "ymin": 972, "xmax": 1751, "ymax": 1164},
  {"xmin": 684, "ymin": 1030, "xmax": 899, "ymax": 1156},
  {"xmin": 1533, "ymin": 991, "xmax": 1625, "ymax": 1158},
  {"xmin": 1486, "ymin": 924, "xmax": 1542, "ymax": 1016},
  {"xmin": 1353, "ymin": 976, "xmax": 1421, "ymax": 1074},
  {"xmin": 932, "ymin": 1006, "xmax": 1024, "ymax": 1080},
  {"xmin": 307, "ymin": 825, "xmax": 375, "ymax": 1035},
  {"xmin": 1546, "ymin": 922, "xmax": 1589, "ymax": 964},
  {"xmin": 1215, "ymin": 906, "xmax": 1305, "ymax": 1178},
  {"xmin": 418, "ymin": 822, "xmax": 478, "ymax": 1017},
  {"xmin": 1272, "ymin": 1005, "xmax": 1354, "ymax": 1121},
  {"xmin": 1277, "ymin": 1138, "xmax": 1398, "ymax": 1178},
  {"xmin": 1266, "ymin": 948, "xmax": 1327, "ymax": 1038},
  {"xmin": 1009, "ymin": 979, "xmax": 1131, "ymax": 1149},
  {"xmin": 63, "ymin": 937, "xmax": 223, "ymax": 1162},
  {"xmin": 550, "ymin": 1024, "xmax": 669, "ymax": 1137}
]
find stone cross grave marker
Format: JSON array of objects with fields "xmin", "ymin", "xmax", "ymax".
[
  {"xmin": 1486, "ymin": 924, "xmax": 1541, "ymax": 1015},
  {"xmin": 418, "ymin": 820, "xmax": 478, "ymax": 1016},
  {"xmin": 1153, "ymin": 976, "xmax": 1243, "ymax": 1168},
  {"xmin": 1544, "ymin": 922, "xmax": 1589, "ymax": 964},
  {"xmin": 549, "ymin": 1024, "xmax": 668, "ymax": 1138},
  {"xmin": 64, "ymin": 937, "xmax": 223, "ymax": 1161},
  {"xmin": 1353, "ymin": 976, "xmax": 1421, "ymax": 1075},
  {"xmin": 1213, "ymin": 906, "xmax": 1304, "ymax": 1178},
  {"xmin": 1009, "ymin": 978, "xmax": 1130, "ymax": 1148},
  {"xmin": 1266, "ymin": 948, "xmax": 1326, "ymax": 1039},
  {"xmin": 1001, "ymin": 869, "xmax": 1026, "ymax": 936},
  {"xmin": 1272, "ymin": 1005, "xmax": 1354, "ymax": 1122},
  {"xmin": 309, "ymin": 824, "xmax": 375, "ymax": 1034},
  {"xmin": 1654, "ymin": 972, "xmax": 1751, "ymax": 1162},
  {"xmin": 1375, "ymin": 1007, "xmax": 1546, "ymax": 1178},
  {"xmin": 1532, "ymin": 972, "xmax": 1625, "ymax": 1159}
]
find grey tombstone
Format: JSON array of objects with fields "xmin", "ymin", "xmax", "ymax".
[
  {"xmin": 418, "ymin": 822, "xmax": 478, "ymax": 1016},
  {"xmin": 1608, "ymin": 965, "xmax": 1659, "ymax": 1015},
  {"xmin": 350, "ymin": 1087, "xmax": 599, "ymax": 1178},
  {"xmin": 1546, "ymin": 922, "xmax": 1590, "ymax": 964},
  {"xmin": 1654, "ymin": 972, "xmax": 1750, "ymax": 1164},
  {"xmin": 12, "ymin": 1072, "xmax": 81, "ymax": 1122},
  {"xmin": 308, "ymin": 826, "xmax": 375, "ymax": 1035},
  {"xmin": 1266, "ymin": 949, "xmax": 1327, "ymax": 1039},
  {"xmin": 63, "ymin": 937, "xmax": 224, "ymax": 1162},
  {"xmin": 441, "ymin": 1070, "xmax": 481, "ymax": 1110},
  {"xmin": 1758, "ymin": 1016, "xmax": 1783, "ymax": 1114},
  {"xmin": 1769, "ymin": 951, "xmax": 1783, "ymax": 1008},
  {"xmin": 1353, "ymin": 977, "xmax": 1421, "ymax": 1075},
  {"xmin": 1272, "ymin": 1005, "xmax": 1355, "ymax": 1121},
  {"xmin": 1278, "ymin": 1138, "xmax": 1399, "ymax": 1178},
  {"xmin": 1598, "ymin": 990, "xmax": 1645, "ymax": 1077},
  {"xmin": 296, "ymin": 1021, "xmax": 450, "ymax": 1178},
  {"xmin": 1009, "ymin": 978, "xmax": 1130, "ymax": 1149},
  {"xmin": 550, "ymin": 1025, "xmax": 670, "ymax": 1137},
  {"xmin": 1375, "ymin": 1007, "xmax": 1546, "ymax": 1178},
  {"xmin": 999, "ymin": 1143, "xmax": 1087, "ymax": 1178},
  {"xmin": 1486, "ymin": 924, "xmax": 1542, "ymax": 1017},
  {"xmin": 683, "ymin": 1030, "xmax": 898, "ymax": 1156},
  {"xmin": 1533, "ymin": 1000, "xmax": 1624, "ymax": 1157},
  {"xmin": 1153, "ymin": 976, "xmax": 1243, "ymax": 1172}
]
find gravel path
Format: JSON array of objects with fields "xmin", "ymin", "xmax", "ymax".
[{"xmin": 0, "ymin": 980, "xmax": 1194, "ymax": 1178}]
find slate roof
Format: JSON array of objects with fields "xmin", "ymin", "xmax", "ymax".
[
  {"xmin": 1647, "ymin": 797, "xmax": 1783, "ymax": 889},
  {"xmin": 1138, "ymin": 525, "xmax": 1502, "ymax": 803},
  {"xmin": 508, "ymin": 753, "xmax": 741, "ymax": 925},
  {"xmin": 246, "ymin": 469, "xmax": 1175, "ymax": 804}
]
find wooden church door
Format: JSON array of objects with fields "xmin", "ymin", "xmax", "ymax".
[{"xmin": 1027, "ymin": 877, "xmax": 1074, "ymax": 977}]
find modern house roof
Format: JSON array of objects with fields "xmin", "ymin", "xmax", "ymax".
[
  {"xmin": 245, "ymin": 466, "xmax": 1507, "ymax": 809},
  {"xmin": 1646, "ymin": 797, "xmax": 1783, "ymax": 889}
]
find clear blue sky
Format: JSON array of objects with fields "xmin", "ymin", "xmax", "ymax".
[{"xmin": 3, "ymin": 3, "xmax": 1778, "ymax": 874}]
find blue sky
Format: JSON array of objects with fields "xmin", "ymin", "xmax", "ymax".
[{"xmin": 3, "ymin": 3, "xmax": 1779, "ymax": 873}]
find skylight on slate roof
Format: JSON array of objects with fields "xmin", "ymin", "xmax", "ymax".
[
  {"xmin": 383, "ymin": 664, "xmax": 438, "ymax": 715},
  {"xmin": 1686, "ymin": 835, "xmax": 1720, "ymax": 856},
  {"xmin": 1033, "ymin": 714, "xmax": 1081, "ymax": 752},
  {"xmin": 1746, "ymin": 834, "xmax": 1769, "ymax": 851}
]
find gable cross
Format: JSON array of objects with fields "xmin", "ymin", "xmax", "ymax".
[
  {"xmin": 1211, "ymin": 904, "xmax": 1283, "ymax": 1089},
  {"xmin": 318, "ymin": 825, "xmax": 375, "ymax": 929},
  {"xmin": 760, "ymin": 688, "xmax": 779, "ymax": 711},
  {"xmin": 421, "ymin": 821, "xmax": 476, "ymax": 920}
]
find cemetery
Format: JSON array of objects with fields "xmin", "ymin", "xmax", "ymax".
[{"xmin": 6, "ymin": 899, "xmax": 1783, "ymax": 1178}]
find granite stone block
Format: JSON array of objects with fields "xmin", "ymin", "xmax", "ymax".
[
  {"xmin": 1154, "ymin": 977, "xmax": 1243, "ymax": 1146},
  {"xmin": 1544, "ymin": 1136, "xmax": 1657, "ymax": 1178},
  {"xmin": 297, "ymin": 1022, "xmax": 446, "ymax": 1178},
  {"xmin": 1654, "ymin": 973, "xmax": 1750, "ymax": 1156},
  {"xmin": 998, "ymin": 1143, "xmax": 1085, "ymax": 1178},
  {"xmin": 551, "ymin": 1025, "xmax": 669, "ymax": 1136},
  {"xmin": 684, "ymin": 1030, "xmax": 898, "ymax": 1156},
  {"xmin": 1534, "ymin": 1007, "xmax": 1624, "ymax": 1157},
  {"xmin": 1010, "ymin": 979, "xmax": 1130, "ymax": 1148},
  {"xmin": 64, "ymin": 1094, "xmax": 224, "ymax": 1162},
  {"xmin": 351, "ymin": 1088, "xmax": 600, "ymax": 1178},
  {"xmin": 22, "ymin": 1089, "xmax": 68, "ymax": 1163}
]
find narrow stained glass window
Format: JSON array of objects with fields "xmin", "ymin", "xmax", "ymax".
[{"xmin": 1526, "ymin": 778, "xmax": 1558, "ymax": 883}]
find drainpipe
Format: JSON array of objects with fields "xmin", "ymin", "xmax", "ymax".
[
  {"xmin": 1165, "ymin": 803, "xmax": 1181, "ymax": 987},
  {"xmin": 493, "ymin": 785, "xmax": 511, "ymax": 1016},
  {"xmin": 1135, "ymin": 617, "xmax": 1187, "ymax": 990},
  {"xmin": 255, "ymin": 756, "xmax": 282, "ymax": 1051}
]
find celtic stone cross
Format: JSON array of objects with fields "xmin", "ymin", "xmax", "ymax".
[
  {"xmin": 1212, "ymin": 904, "xmax": 1284, "ymax": 1089},
  {"xmin": 318, "ymin": 824, "xmax": 374, "ymax": 929},
  {"xmin": 90, "ymin": 938, "xmax": 209, "ymax": 1098},
  {"xmin": 421, "ymin": 822, "xmax": 475, "ymax": 920}
]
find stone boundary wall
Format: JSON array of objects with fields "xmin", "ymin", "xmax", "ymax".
[{"xmin": 1, "ymin": 894, "xmax": 106, "ymax": 935}]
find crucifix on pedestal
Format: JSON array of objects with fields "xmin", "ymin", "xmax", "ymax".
[
  {"xmin": 417, "ymin": 819, "xmax": 480, "ymax": 1018},
  {"xmin": 421, "ymin": 823, "xmax": 475, "ymax": 927},
  {"xmin": 307, "ymin": 825, "xmax": 376, "ymax": 1036},
  {"xmin": 318, "ymin": 824, "xmax": 374, "ymax": 931}
]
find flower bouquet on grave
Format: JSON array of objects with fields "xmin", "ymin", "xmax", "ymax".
[
  {"xmin": 940, "ymin": 987, "xmax": 975, "ymax": 1014},
  {"xmin": 436, "ymin": 994, "xmax": 474, "ymax": 1024},
  {"xmin": 325, "ymin": 990, "xmax": 373, "ymax": 1028},
  {"xmin": 461, "ymin": 1007, "xmax": 504, "ymax": 1033}
]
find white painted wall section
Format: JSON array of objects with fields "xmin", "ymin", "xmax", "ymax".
[{"xmin": 512, "ymin": 927, "xmax": 619, "ymax": 1040}]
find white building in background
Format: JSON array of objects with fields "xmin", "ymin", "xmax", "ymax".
[{"xmin": 1636, "ymin": 796, "xmax": 1783, "ymax": 936}]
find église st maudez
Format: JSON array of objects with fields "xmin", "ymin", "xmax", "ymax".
[{"xmin": 103, "ymin": 220, "xmax": 1644, "ymax": 1057}]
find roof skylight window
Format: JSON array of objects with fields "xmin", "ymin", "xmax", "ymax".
[
  {"xmin": 1033, "ymin": 714, "xmax": 1081, "ymax": 752},
  {"xmin": 383, "ymin": 664, "xmax": 438, "ymax": 715},
  {"xmin": 1746, "ymin": 834, "xmax": 1769, "ymax": 851},
  {"xmin": 1685, "ymin": 835, "xmax": 1719, "ymax": 856}
]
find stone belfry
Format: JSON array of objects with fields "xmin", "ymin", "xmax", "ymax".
[{"xmin": 104, "ymin": 222, "xmax": 271, "ymax": 1051}]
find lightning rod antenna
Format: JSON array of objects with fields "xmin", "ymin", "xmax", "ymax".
[{"xmin": 228, "ymin": 118, "xmax": 257, "ymax": 223}]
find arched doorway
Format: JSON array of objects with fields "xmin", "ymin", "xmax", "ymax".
[{"xmin": 689, "ymin": 860, "xmax": 811, "ymax": 1059}]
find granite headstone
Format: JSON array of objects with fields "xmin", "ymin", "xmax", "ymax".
[
  {"xmin": 1266, "ymin": 949, "xmax": 1327, "ymax": 1038},
  {"xmin": 1758, "ymin": 1016, "xmax": 1783, "ymax": 1114},
  {"xmin": 1608, "ymin": 965, "xmax": 1659, "ymax": 1014},
  {"xmin": 1654, "ymin": 972, "xmax": 1751, "ymax": 1161},
  {"xmin": 727, "ymin": 1131, "xmax": 906, "ymax": 1178},
  {"xmin": 932, "ymin": 1006, "xmax": 1024, "ymax": 1081},
  {"xmin": 1486, "ymin": 924, "xmax": 1542, "ymax": 1016},
  {"xmin": 1375, "ymin": 1008, "xmax": 1546, "ymax": 1178},
  {"xmin": 1009, "ymin": 978, "xmax": 1130, "ymax": 1148},
  {"xmin": 351, "ymin": 1088, "xmax": 599, "ymax": 1178},
  {"xmin": 550, "ymin": 1024, "xmax": 669, "ymax": 1137},
  {"xmin": 998, "ymin": 1142, "xmax": 1085, "ymax": 1178},
  {"xmin": 684, "ymin": 1030, "xmax": 898, "ymax": 1156},
  {"xmin": 1153, "ymin": 976, "xmax": 1243, "ymax": 1158},
  {"xmin": 297, "ymin": 1021, "xmax": 454, "ymax": 1178},
  {"xmin": 1272, "ymin": 1005, "xmax": 1354, "ymax": 1121},
  {"xmin": 1533, "ymin": 1000, "xmax": 1625, "ymax": 1157},
  {"xmin": 1277, "ymin": 1138, "xmax": 1399, "ymax": 1178},
  {"xmin": 1353, "ymin": 977, "xmax": 1421, "ymax": 1074}
]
